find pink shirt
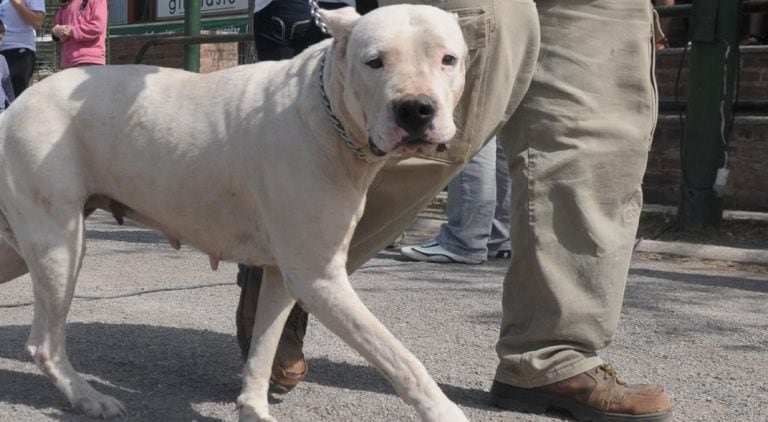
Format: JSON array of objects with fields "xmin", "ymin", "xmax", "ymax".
[{"xmin": 54, "ymin": 0, "xmax": 108, "ymax": 68}]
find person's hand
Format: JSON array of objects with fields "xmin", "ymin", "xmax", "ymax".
[{"xmin": 52, "ymin": 25, "xmax": 73, "ymax": 41}]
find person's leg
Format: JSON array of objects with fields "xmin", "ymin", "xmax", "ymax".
[
  {"xmin": 238, "ymin": 1, "xmax": 383, "ymax": 393},
  {"xmin": 400, "ymin": 139, "xmax": 497, "ymax": 264},
  {"xmin": 490, "ymin": 0, "xmax": 671, "ymax": 419},
  {"xmin": 487, "ymin": 141, "xmax": 511, "ymax": 258},
  {"xmin": 1, "ymin": 49, "xmax": 36, "ymax": 97},
  {"xmin": 239, "ymin": 0, "xmax": 327, "ymax": 392},
  {"xmin": 439, "ymin": 138, "xmax": 497, "ymax": 259},
  {"xmin": 355, "ymin": 0, "xmax": 540, "ymax": 272},
  {"xmin": 252, "ymin": 1, "xmax": 303, "ymax": 60},
  {"xmin": 243, "ymin": 0, "xmax": 540, "ymax": 393}
]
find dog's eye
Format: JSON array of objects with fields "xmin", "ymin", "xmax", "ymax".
[
  {"xmin": 366, "ymin": 57, "xmax": 384, "ymax": 69},
  {"xmin": 442, "ymin": 55, "xmax": 458, "ymax": 66}
]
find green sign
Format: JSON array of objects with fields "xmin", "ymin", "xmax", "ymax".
[{"xmin": 109, "ymin": 15, "xmax": 250, "ymax": 37}]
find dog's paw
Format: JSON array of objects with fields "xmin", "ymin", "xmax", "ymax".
[
  {"xmin": 418, "ymin": 401, "xmax": 469, "ymax": 422},
  {"xmin": 73, "ymin": 391, "xmax": 127, "ymax": 419},
  {"xmin": 237, "ymin": 401, "xmax": 276, "ymax": 422}
]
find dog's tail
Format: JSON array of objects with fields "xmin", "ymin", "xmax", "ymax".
[{"xmin": 0, "ymin": 211, "xmax": 28, "ymax": 284}]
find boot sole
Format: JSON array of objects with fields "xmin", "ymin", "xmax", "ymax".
[
  {"xmin": 400, "ymin": 247, "xmax": 484, "ymax": 264},
  {"xmin": 269, "ymin": 379, "xmax": 294, "ymax": 395},
  {"xmin": 491, "ymin": 383, "xmax": 672, "ymax": 422}
]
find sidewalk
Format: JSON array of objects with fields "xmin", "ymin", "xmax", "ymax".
[
  {"xmin": 0, "ymin": 211, "xmax": 766, "ymax": 421},
  {"xmin": 407, "ymin": 214, "xmax": 768, "ymax": 266},
  {"xmin": 420, "ymin": 196, "xmax": 768, "ymax": 265}
]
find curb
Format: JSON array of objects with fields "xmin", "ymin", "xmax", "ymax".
[
  {"xmin": 634, "ymin": 239, "xmax": 768, "ymax": 265},
  {"xmin": 408, "ymin": 217, "xmax": 768, "ymax": 266},
  {"xmin": 642, "ymin": 204, "xmax": 768, "ymax": 222}
]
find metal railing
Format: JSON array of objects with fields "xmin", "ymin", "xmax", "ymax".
[
  {"xmin": 656, "ymin": 0, "xmax": 768, "ymax": 114},
  {"xmin": 133, "ymin": 33, "xmax": 253, "ymax": 65},
  {"xmin": 656, "ymin": 0, "xmax": 768, "ymax": 17}
]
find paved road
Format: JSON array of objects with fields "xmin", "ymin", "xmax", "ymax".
[{"xmin": 0, "ymin": 212, "xmax": 766, "ymax": 421}]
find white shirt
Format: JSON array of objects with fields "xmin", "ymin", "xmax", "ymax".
[
  {"xmin": 253, "ymin": 0, "xmax": 355, "ymax": 14},
  {"xmin": 0, "ymin": 0, "xmax": 45, "ymax": 51}
]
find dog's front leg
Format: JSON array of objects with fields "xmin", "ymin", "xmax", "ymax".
[
  {"xmin": 237, "ymin": 266, "xmax": 295, "ymax": 422},
  {"xmin": 284, "ymin": 270, "xmax": 469, "ymax": 422}
]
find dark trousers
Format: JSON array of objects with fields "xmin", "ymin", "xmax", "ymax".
[
  {"xmin": 0, "ymin": 48, "xmax": 36, "ymax": 97},
  {"xmin": 252, "ymin": 1, "xmax": 348, "ymax": 61}
]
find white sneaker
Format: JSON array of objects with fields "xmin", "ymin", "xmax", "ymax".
[
  {"xmin": 400, "ymin": 241, "xmax": 483, "ymax": 264},
  {"xmin": 488, "ymin": 249, "xmax": 511, "ymax": 259}
]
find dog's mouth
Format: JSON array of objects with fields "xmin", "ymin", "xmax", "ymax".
[
  {"xmin": 396, "ymin": 136, "xmax": 448, "ymax": 153},
  {"xmin": 369, "ymin": 137, "xmax": 387, "ymax": 157},
  {"xmin": 368, "ymin": 136, "xmax": 448, "ymax": 157},
  {"xmin": 402, "ymin": 138, "xmax": 430, "ymax": 148}
]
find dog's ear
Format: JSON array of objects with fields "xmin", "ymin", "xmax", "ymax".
[{"xmin": 318, "ymin": 7, "xmax": 361, "ymax": 56}]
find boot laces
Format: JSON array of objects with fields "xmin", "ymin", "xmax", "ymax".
[{"xmin": 599, "ymin": 364, "xmax": 628, "ymax": 386}]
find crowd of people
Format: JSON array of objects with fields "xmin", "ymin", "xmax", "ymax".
[{"xmin": 0, "ymin": 0, "xmax": 107, "ymax": 112}]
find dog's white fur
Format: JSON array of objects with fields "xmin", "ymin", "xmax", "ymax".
[{"xmin": 0, "ymin": 5, "xmax": 469, "ymax": 421}]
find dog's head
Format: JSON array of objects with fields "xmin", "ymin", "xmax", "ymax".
[{"xmin": 319, "ymin": 5, "xmax": 467, "ymax": 158}]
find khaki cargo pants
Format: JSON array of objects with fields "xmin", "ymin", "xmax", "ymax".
[{"xmin": 348, "ymin": 0, "xmax": 657, "ymax": 387}]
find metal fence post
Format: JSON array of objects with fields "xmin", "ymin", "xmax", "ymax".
[
  {"xmin": 184, "ymin": 0, "xmax": 201, "ymax": 72},
  {"xmin": 678, "ymin": 0, "xmax": 741, "ymax": 229}
]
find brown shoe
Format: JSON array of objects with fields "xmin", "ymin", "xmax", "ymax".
[
  {"xmin": 236, "ymin": 265, "xmax": 309, "ymax": 394},
  {"xmin": 269, "ymin": 305, "xmax": 309, "ymax": 394},
  {"xmin": 490, "ymin": 364, "xmax": 672, "ymax": 421}
]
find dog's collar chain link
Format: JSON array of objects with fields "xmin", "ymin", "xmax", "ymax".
[
  {"xmin": 309, "ymin": 0, "xmax": 330, "ymax": 35},
  {"xmin": 319, "ymin": 52, "xmax": 368, "ymax": 160}
]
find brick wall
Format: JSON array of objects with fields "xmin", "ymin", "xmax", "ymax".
[
  {"xmin": 649, "ymin": 46, "xmax": 768, "ymax": 212},
  {"xmin": 647, "ymin": 116, "xmax": 768, "ymax": 211},
  {"xmin": 109, "ymin": 36, "xmax": 239, "ymax": 73}
]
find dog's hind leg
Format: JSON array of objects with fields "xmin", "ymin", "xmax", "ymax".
[
  {"xmin": 284, "ymin": 271, "xmax": 469, "ymax": 422},
  {"xmin": 13, "ymin": 206, "xmax": 126, "ymax": 418},
  {"xmin": 237, "ymin": 265, "xmax": 295, "ymax": 422}
]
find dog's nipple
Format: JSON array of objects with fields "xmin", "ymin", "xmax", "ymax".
[
  {"xmin": 209, "ymin": 252, "xmax": 221, "ymax": 271},
  {"xmin": 168, "ymin": 237, "xmax": 181, "ymax": 250}
]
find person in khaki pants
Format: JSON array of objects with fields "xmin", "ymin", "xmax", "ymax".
[{"xmin": 237, "ymin": 0, "xmax": 673, "ymax": 420}]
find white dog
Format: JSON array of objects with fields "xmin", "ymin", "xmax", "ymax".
[{"xmin": 0, "ymin": 5, "xmax": 469, "ymax": 422}]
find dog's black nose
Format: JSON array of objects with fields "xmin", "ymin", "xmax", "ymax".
[{"xmin": 394, "ymin": 95, "xmax": 436, "ymax": 135}]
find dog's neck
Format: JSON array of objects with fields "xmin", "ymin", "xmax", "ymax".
[
  {"xmin": 319, "ymin": 51, "xmax": 367, "ymax": 161},
  {"xmin": 302, "ymin": 46, "xmax": 386, "ymax": 193},
  {"xmin": 320, "ymin": 48, "xmax": 382, "ymax": 165}
]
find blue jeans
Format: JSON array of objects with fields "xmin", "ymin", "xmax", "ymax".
[{"xmin": 435, "ymin": 137, "xmax": 511, "ymax": 261}]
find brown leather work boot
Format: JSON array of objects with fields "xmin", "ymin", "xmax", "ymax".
[
  {"xmin": 490, "ymin": 364, "xmax": 672, "ymax": 421},
  {"xmin": 269, "ymin": 305, "xmax": 309, "ymax": 394},
  {"xmin": 236, "ymin": 265, "xmax": 309, "ymax": 394}
]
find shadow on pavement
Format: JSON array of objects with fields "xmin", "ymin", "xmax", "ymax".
[
  {"xmin": 0, "ymin": 323, "xmax": 241, "ymax": 421},
  {"xmin": 629, "ymin": 268, "xmax": 768, "ymax": 294},
  {"xmin": 305, "ymin": 357, "xmax": 488, "ymax": 412}
]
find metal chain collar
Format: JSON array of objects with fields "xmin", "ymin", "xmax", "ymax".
[
  {"xmin": 309, "ymin": 0, "xmax": 330, "ymax": 35},
  {"xmin": 319, "ymin": 52, "xmax": 367, "ymax": 160}
]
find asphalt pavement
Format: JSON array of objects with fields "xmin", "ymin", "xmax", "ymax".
[{"xmin": 0, "ymin": 211, "xmax": 766, "ymax": 421}]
